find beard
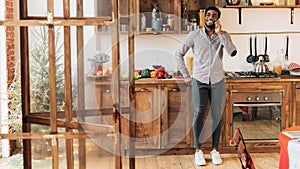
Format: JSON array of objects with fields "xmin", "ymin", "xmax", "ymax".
[{"xmin": 205, "ymin": 22, "xmax": 215, "ymax": 29}]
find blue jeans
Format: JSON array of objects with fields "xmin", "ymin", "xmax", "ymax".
[{"xmin": 192, "ymin": 78, "xmax": 225, "ymax": 149}]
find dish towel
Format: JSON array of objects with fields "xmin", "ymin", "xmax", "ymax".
[
  {"xmin": 287, "ymin": 139, "xmax": 300, "ymax": 169},
  {"xmin": 289, "ymin": 62, "xmax": 300, "ymax": 72}
]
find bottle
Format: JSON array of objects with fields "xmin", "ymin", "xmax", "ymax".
[
  {"xmin": 167, "ymin": 14, "xmax": 174, "ymax": 31},
  {"xmin": 190, "ymin": 14, "xmax": 197, "ymax": 31},
  {"xmin": 152, "ymin": 7, "xmax": 162, "ymax": 31},
  {"xmin": 182, "ymin": 0, "xmax": 188, "ymax": 30},
  {"xmin": 198, "ymin": 9, "xmax": 205, "ymax": 28}
]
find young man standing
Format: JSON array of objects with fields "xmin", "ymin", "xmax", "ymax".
[{"xmin": 175, "ymin": 6, "xmax": 237, "ymax": 166}]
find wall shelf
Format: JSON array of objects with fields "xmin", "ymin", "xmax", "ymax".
[
  {"xmin": 228, "ymin": 31, "xmax": 300, "ymax": 35},
  {"xmin": 224, "ymin": 5, "xmax": 299, "ymax": 24},
  {"xmin": 225, "ymin": 5, "xmax": 300, "ymax": 8}
]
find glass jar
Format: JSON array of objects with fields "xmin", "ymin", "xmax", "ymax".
[
  {"xmin": 273, "ymin": 49, "xmax": 284, "ymax": 75},
  {"xmin": 186, "ymin": 56, "xmax": 194, "ymax": 75},
  {"xmin": 273, "ymin": 62, "xmax": 282, "ymax": 76},
  {"xmin": 167, "ymin": 14, "xmax": 174, "ymax": 30},
  {"xmin": 198, "ymin": 9, "xmax": 205, "ymax": 28},
  {"xmin": 152, "ymin": 8, "xmax": 162, "ymax": 31}
]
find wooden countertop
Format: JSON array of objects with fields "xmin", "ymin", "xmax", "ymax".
[
  {"xmin": 225, "ymin": 75, "xmax": 300, "ymax": 83},
  {"xmin": 90, "ymin": 75, "xmax": 300, "ymax": 86},
  {"xmin": 90, "ymin": 77, "xmax": 188, "ymax": 85}
]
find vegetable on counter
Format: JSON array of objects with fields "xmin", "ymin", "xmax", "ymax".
[
  {"xmin": 141, "ymin": 69, "xmax": 151, "ymax": 78},
  {"xmin": 150, "ymin": 70, "xmax": 156, "ymax": 78}
]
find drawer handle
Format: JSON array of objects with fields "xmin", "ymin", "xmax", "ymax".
[
  {"xmin": 172, "ymin": 88, "xmax": 179, "ymax": 92},
  {"xmin": 105, "ymin": 89, "xmax": 110, "ymax": 93},
  {"xmin": 140, "ymin": 88, "xmax": 148, "ymax": 92}
]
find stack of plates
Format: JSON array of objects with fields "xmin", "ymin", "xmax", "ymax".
[{"xmin": 290, "ymin": 71, "xmax": 300, "ymax": 76}]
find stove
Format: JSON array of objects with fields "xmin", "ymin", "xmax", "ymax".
[{"xmin": 225, "ymin": 71, "xmax": 279, "ymax": 78}]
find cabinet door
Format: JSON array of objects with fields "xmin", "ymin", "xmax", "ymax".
[
  {"xmin": 161, "ymin": 84, "xmax": 192, "ymax": 148},
  {"xmin": 97, "ymin": 0, "xmax": 128, "ymax": 16},
  {"xmin": 94, "ymin": 85, "xmax": 113, "ymax": 109},
  {"xmin": 137, "ymin": 0, "xmax": 180, "ymax": 33},
  {"xmin": 134, "ymin": 85, "xmax": 160, "ymax": 149},
  {"xmin": 94, "ymin": 83, "xmax": 129, "ymax": 109}
]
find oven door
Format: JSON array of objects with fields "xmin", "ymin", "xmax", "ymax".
[{"xmin": 232, "ymin": 92, "xmax": 282, "ymax": 140}]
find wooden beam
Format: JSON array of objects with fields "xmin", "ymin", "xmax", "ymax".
[
  {"xmin": 76, "ymin": 1, "xmax": 86, "ymax": 169},
  {"xmin": 111, "ymin": 0, "xmax": 122, "ymax": 168},
  {"xmin": 0, "ymin": 132, "xmax": 113, "ymax": 140},
  {"xmin": 19, "ymin": 0, "xmax": 33, "ymax": 168},
  {"xmin": 19, "ymin": 0, "xmax": 28, "ymax": 19},
  {"xmin": 20, "ymin": 0, "xmax": 32, "ymax": 168},
  {"xmin": 47, "ymin": 1, "xmax": 59, "ymax": 168},
  {"xmin": 47, "ymin": 0, "xmax": 57, "ymax": 135},
  {"xmin": 128, "ymin": 0, "xmax": 136, "ymax": 168},
  {"xmin": 0, "ymin": 18, "xmax": 112, "ymax": 26},
  {"xmin": 25, "ymin": 116, "xmax": 113, "ymax": 132},
  {"xmin": 63, "ymin": 0, "xmax": 74, "ymax": 168}
]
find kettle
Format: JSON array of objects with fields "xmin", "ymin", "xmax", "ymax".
[{"xmin": 254, "ymin": 56, "xmax": 269, "ymax": 73}]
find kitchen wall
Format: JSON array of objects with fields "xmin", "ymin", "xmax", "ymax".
[
  {"xmin": 22, "ymin": 0, "xmax": 300, "ymax": 73},
  {"xmin": 131, "ymin": 8, "xmax": 300, "ymax": 72}
]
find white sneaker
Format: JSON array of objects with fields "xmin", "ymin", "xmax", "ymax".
[
  {"xmin": 210, "ymin": 150, "xmax": 222, "ymax": 165},
  {"xmin": 195, "ymin": 150, "xmax": 206, "ymax": 166}
]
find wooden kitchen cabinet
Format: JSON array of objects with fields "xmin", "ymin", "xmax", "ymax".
[
  {"xmin": 225, "ymin": 79, "xmax": 293, "ymax": 150},
  {"xmin": 94, "ymin": 84, "xmax": 113, "ymax": 109},
  {"xmin": 94, "ymin": 82, "xmax": 129, "ymax": 109},
  {"xmin": 137, "ymin": 0, "xmax": 180, "ymax": 33},
  {"xmin": 160, "ymin": 83, "xmax": 193, "ymax": 148},
  {"xmin": 292, "ymin": 82, "xmax": 300, "ymax": 126},
  {"xmin": 96, "ymin": 0, "xmax": 128, "ymax": 17},
  {"xmin": 93, "ymin": 80, "xmax": 194, "ymax": 150},
  {"xmin": 137, "ymin": 0, "xmax": 219, "ymax": 33},
  {"xmin": 134, "ymin": 84, "xmax": 161, "ymax": 149},
  {"xmin": 93, "ymin": 77, "xmax": 300, "ymax": 152},
  {"xmin": 96, "ymin": 0, "xmax": 221, "ymax": 33},
  {"xmin": 93, "ymin": 82, "xmax": 160, "ymax": 149}
]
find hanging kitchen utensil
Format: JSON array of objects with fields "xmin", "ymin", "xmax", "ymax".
[
  {"xmin": 285, "ymin": 35, "xmax": 289, "ymax": 62},
  {"xmin": 254, "ymin": 35, "xmax": 258, "ymax": 62},
  {"xmin": 246, "ymin": 35, "xmax": 255, "ymax": 63},
  {"xmin": 258, "ymin": 35, "xmax": 270, "ymax": 62}
]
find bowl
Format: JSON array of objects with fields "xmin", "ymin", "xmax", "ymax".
[{"xmin": 152, "ymin": 65, "xmax": 161, "ymax": 69}]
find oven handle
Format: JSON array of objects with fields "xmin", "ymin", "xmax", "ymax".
[{"xmin": 233, "ymin": 103, "xmax": 281, "ymax": 107}]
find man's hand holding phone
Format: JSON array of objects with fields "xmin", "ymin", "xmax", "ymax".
[{"xmin": 215, "ymin": 20, "xmax": 223, "ymax": 35}]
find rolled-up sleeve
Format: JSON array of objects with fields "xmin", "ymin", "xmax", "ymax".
[{"xmin": 219, "ymin": 32, "xmax": 237, "ymax": 57}]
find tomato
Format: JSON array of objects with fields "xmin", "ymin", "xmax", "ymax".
[
  {"xmin": 164, "ymin": 73, "xmax": 169, "ymax": 78},
  {"xmin": 157, "ymin": 71, "xmax": 164, "ymax": 79}
]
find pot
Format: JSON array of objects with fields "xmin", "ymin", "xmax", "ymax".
[{"xmin": 226, "ymin": 0, "xmax": 241, "ymax": 5}]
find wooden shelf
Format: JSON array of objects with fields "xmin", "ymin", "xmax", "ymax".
[
  {"xmin": 224, "ymin": 5, "xmax": 298, "ymax": 25},
  {"xmin": 225, "ymin": 5, "xmax": 300, "ymax": 8}
]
